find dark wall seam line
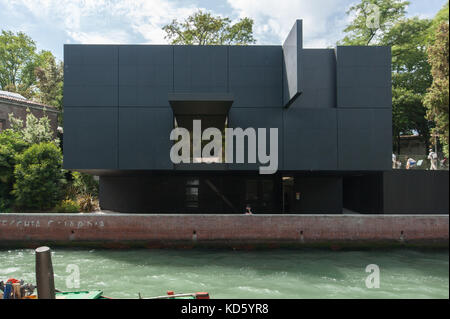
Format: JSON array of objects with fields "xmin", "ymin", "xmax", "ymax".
[
  {"xmin": 227, "ymin": 46, "xmax": 229, "ymax": 93},
  {"xmin": 172, "ymin": 46, "xmax": 175, "ymax": 93},
  {"xmin": 117, "ymin": 46, "xmax": 120, "ymax": 169}
]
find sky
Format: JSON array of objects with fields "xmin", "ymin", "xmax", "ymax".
[{"xmin": 0, "ymin": 0, "xmax": 447, "ymax": 61}]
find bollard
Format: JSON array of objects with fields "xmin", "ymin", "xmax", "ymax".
[{"xmin": 35, "ymin": 246, "xmax": 56, "ymax": 299}]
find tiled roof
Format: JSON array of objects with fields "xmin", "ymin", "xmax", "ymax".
[{"xmin": 0, "ymin": 91, "xmax": 58, "ymax": 111}]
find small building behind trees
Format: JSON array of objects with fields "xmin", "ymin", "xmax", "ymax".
[{"xmin": 0, "ymin": 90, "xmax": 59, "ymax": 134}]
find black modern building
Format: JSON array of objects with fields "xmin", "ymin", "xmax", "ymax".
[{"xmin": 63, "ymin": 20, "xmax": 396, "ymax": 214}]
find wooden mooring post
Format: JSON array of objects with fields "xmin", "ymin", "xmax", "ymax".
[{"xmin": 35, "ymin": 246, "xmax": 56, "ymax": 299}]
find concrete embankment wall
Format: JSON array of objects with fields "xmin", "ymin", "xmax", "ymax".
[{"xmin": 0, "ymin": 214, "xmax": 448, "ymax": 249}]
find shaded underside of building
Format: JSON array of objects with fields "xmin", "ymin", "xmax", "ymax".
[{"xmin": 97, "ymin": 170, "xmax": 448, "ymax": 214}]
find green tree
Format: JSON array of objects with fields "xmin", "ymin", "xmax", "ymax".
[
  {"xmin": 72, "ymin": 171, "xmax": 99, "ymax": 197},
  {"xmin": 339, "ymin": 0, "xmax": 409, "ymax": 45},
  {"xmin": 0, "ymin": 111, "xmax": 59, "ymax": 211},
  {"xmin": 8, "ymin": 110, "xmax": 59, "ymax": 145},
  {"xmin": 163, "ymin": 10, "xmax": 255, "ymax": 45},
  {"xmin": 381, "ymin": 17, "xmax": 433, "ymax": 153},
  {"xmin": 382, "ymin": 17, "xmax": 432, "ymax": 93},
  {"xmin": 0, "ymin": 30, "xmax": 39, "ymax": 98},
  {"xmin": 0, "ymin": 130, "xmax": 28, "ymax": 211},
  {"xmin": 340, "ymin": 0, "xmax": 436, "ymax": 154},
  {"xmin": 424, "ymin": 22, "xmax": 449, "ymax": 157},
  {"xmin": 0, "ymin": 30, "xmax": 62, "ymax": 104},
  {"xmin": 34, "ymin": 51, "xmax": 64, "ymax": 111},
  {"xmin": 427, "ymin": 1, "xmax": 449, "ymax": 43},
  {"xmin": 13, "ymin": 142, "xmax": 64, "ymax": 210},
  {"xmin": 392, "ymin": 87, "xmax": 430, "ymax": 152}
]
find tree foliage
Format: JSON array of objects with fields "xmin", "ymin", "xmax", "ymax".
[
  {"xmin": 0, "ymin": 130, "xmax": 28, "ymax": 211},
  {"xmin": 8, "ymin": 110, "xmax": 59, "ymax": 145},
  {"xmin": 0, "ymin": 111, "xmax": 60, "ymax": 211},
  {"xmin": 381, "ymin": 17, "xmax": 434, "ymax": 152},
  {"xmin": 0, "ymin": 30, "xmax": 39, "ymax": 98},
  {"xmin": 392, "ymin": 87, "xmax": 430, "ymax": 152},
  {"xmin": 339, "ymin": 0, "xmax": 409, "ymax": 45},
  {"xmin": 382, "ymin": 17, "xmax": 432, "ymax": 93},
  {"xmin": 424, "ymin": 22, "xmax": 449, "ymax": 156},
  {"xmin": 0, "ymin": 30, "xmax": 63, "ymax": 105},
  {"xmin": 427, "ymin": 1, "xmax": 449, "ymax": 43},
  {"xmin": 35, "ymin": 51, "xmax": 64, "ymax": 111},
  {"xmin": 72, "ymin": 171, "xmax": 99, "ymax": 197},
  {"xmin": 339, "ymin": 0, "xmax": 442, "ymax": 154},
  {"xmin": 163, "ymin": 10, "xmax": 255, "ymax": 45},
  {"xmin": 13, "ymin": 142, "xmax": 64, "ymax": 210}
]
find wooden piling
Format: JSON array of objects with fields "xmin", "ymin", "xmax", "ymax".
[{"xmin": 35, "ymin": 246, "xmax": 56, "ymax": 299}]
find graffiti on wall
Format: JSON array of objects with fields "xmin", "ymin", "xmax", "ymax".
[{"xmin": 0, "ymin": 219, "xmax": 105, "ymax": 229}]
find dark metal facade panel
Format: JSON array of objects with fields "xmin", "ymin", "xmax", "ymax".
[
  {"xmin": 289, "ymin": 49, "xmax": 336, "ymax": 108},
  {"xmin": 338, "ymin": 87, "xmax": 392, "ymax": 108},
  {"xmin": 63, "ymin": 107, "xmax": 118, "ymax": 169},
  {"xmin": 63, "ymin": 39, "xmax": 392, "ymax": 173},
  {"xmin": 338, "ymin": 66, "xmax": 391, "ymax": 88},
  {"xmin": 293, "ymin": 176, "xmax": 343, "ymax": 213},
  {"xmin": 118, "ymin": 108, "xmax": 173, "ymax": 169},
  {"xmin": 283, "ymin": 108, "xmax": 338, "ymax": 170},
  {"xmin": 343, "ymin": 171, "xmax": 449, "ymax": 215},
  {"xmin": 282, "ymin": 20, "xmax": 303, "ymax": 106},
  {"xmin": 343, "ymin": 173, "xmax": 383, "ymax": 214},
  {"xmin": 119, "ymin": 45, "xmax": 173, "ymax": 65},
  {"xmin": 383, "ymin": 170, "xmax": 449, "ymax": 214},
  {"xmin": 65, "ymin": 65, "xmax": 118, "ymax": 86},
  {"xmin": 228, "ymin": 107, "xmax": 283, "ymax": 170},
  {"xmin": 336, "ymin": 46, "xmax": 391, "ymax": 67},
  {"xmin": 118, "ymin": 45, "xmax": 173, "ymax": 107},
  {"xmin": 64, "ymin": 44, "xmax": 119, "ymax": 66},
  {"xmin": 229, "ymin": 46, "xmax": 283, "ymax": 107},
  {"xmin": 336, "ymin": 46, "xmax": 392, "ymax": 108},
  {"xmin": 229, "ymin": 45, "xmax": 282, "ymax": 67},
  {"xmin": 337, "ymin": 108, "xmax": 392, "ymax": 170},
  {"xmin": 64, "ymin": 85, "xmax": 118, "ymax": 107},
  {"xmin": 174, "ymin": 46, "xmax": 228, "ymax": 93},
  {"xmin": 64, "ymin": 45, "xmax": 118, "ymax": 108}
]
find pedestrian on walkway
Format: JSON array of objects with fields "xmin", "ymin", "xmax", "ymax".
[{"xmin": 428, "ymin": 149, "xmax": 438, "ymax": 170}]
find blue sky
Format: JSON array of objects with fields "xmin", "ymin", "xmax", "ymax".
[{"xmin": 0, "ymin": 0, "xmax": 447, "ymax": 61}]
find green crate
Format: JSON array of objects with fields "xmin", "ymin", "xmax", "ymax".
[{"xmin": 55, "ymin": 290, "xmax": 103, "ymax": 299}]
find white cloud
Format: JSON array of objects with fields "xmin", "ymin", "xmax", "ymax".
[
  {"xmin": 227, "ymin": 0, "xmax": 353, "ymax": 47},
  {"xmin": 2, "ymin": 0, "xmax": 357, "ymax": 48},
  {"xmin": 2, "ymin": 0, "xmax": 202, "ymax": 44},
  {"xmin": 107, "ymin": 0, "xmax": 202, "ymax": 43},
  {"xmin": 67, "ymin": 30, "xmax": 131, "ymax": 44}
]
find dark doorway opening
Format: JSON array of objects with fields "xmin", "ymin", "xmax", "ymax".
[{"xmin": 282, "ymin": 176, "xmax": 294, "ymax": 213}]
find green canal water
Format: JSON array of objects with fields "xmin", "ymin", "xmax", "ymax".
[{"xmin": 0, "ymin": 249, "xmax": 448, "ymax": 299}]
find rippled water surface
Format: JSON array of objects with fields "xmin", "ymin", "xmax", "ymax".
[{"xmin": 0, "ymin": 249, "xmax": 448, "ymax": 299}]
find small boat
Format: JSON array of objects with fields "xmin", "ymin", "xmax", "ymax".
[
  {"xmin": 1, "ymin": 282, "xmax": 210, "ymax": 299},
  {"xmin": 139, "ymin": 291, "xmax": 210, "ymax": 300},
  {"xmin": 1, "ymin": 246, "xmax": 210, "ymax": 300}
]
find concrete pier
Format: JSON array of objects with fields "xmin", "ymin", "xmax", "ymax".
[{"xmin": 0, "ymin": 214, "xmax": 448, "ymax": 249}]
